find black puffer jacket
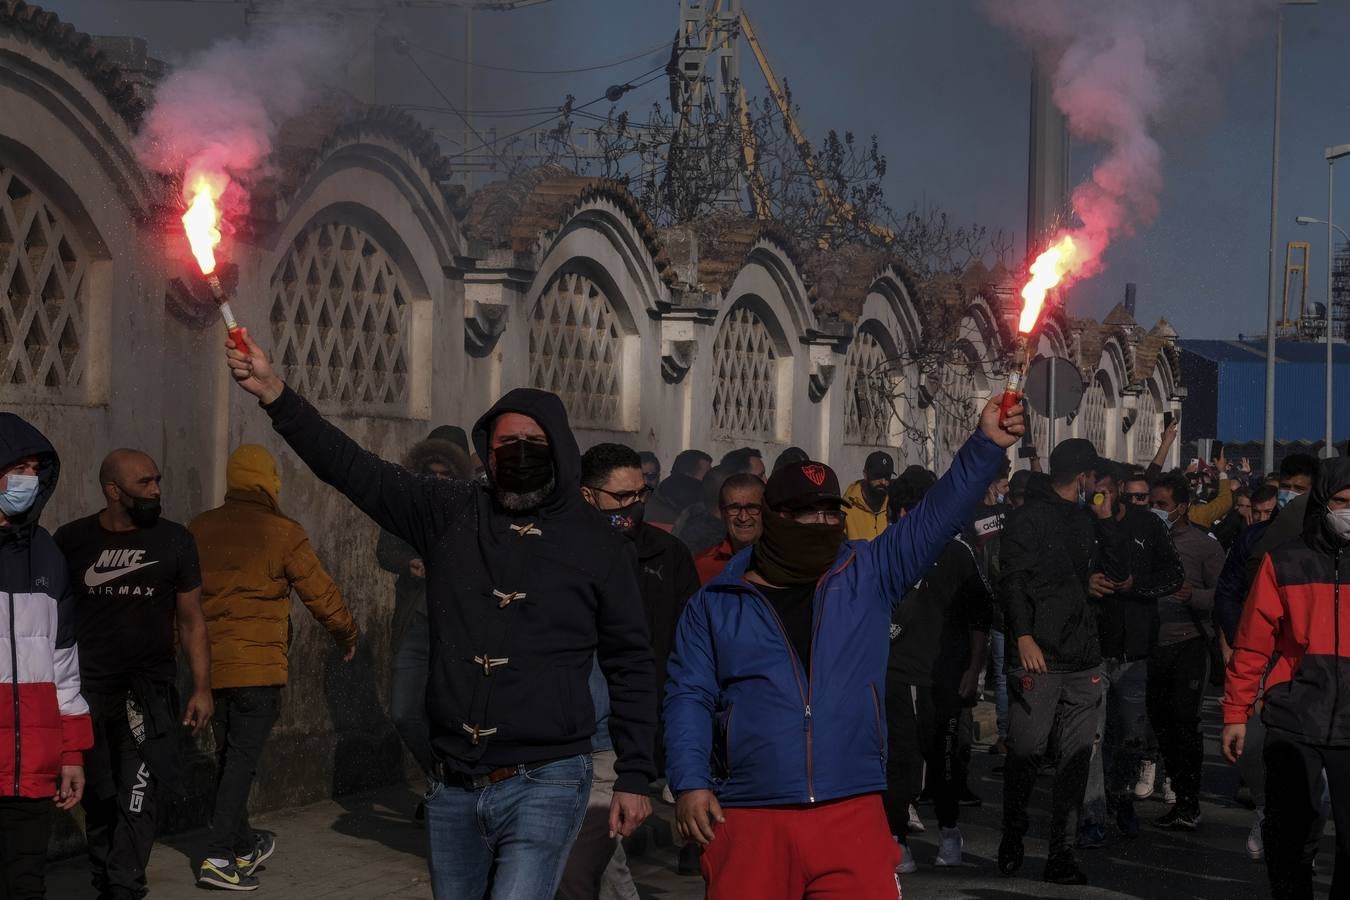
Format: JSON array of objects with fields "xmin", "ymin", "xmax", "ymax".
[
  {"xmin": 265, "ymin": 387, "xmax": 657, "ymax": 793},
  {"xmin": 999, "ymin": 477, "xmax": 1127, "ymax": 673}
]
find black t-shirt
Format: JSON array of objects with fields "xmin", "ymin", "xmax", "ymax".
[
  {"xmin": 758, "ymin": 582, "xmax": 816, "ymax": 678},
  {"xmin": 54, "ymin": 514, "xmax": 201, "ymax": 693}
]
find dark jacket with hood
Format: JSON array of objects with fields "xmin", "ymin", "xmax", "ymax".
[
  {"xmin": 377, "ymin": 435, "xmax": 472, "ymax": 651},
  {"xmin": 1223, "ymin": 459, "xmax": 1350, "ymax": 744},
  {"xmin": 1095, "ymin": 504, "xmax": 1185, "ymax": 660},
  {"xmin": 1214, "ymin": 493, "xmax": 1311, "ymax": 644},
  {"xmin": 262, "ymin": 386, "xmax": 656, "ymax": 792},
  {"xmin": 999, "ymin": 475, "xmax": 1128, "ymax": 673},
  {"xmin": 0, "ymin": 414, "xmax": 93, "ymax": 798}
]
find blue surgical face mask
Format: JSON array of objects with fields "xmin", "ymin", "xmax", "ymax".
[
  {"xmin": 0, "ymin": 473, "xmax": 39, "ymax": 517},
  {"xmin": 1151, "ymin": 506, "xmax": 1175, "ymax": 527},
  {"xmin": 1277, "ymin": 488, "xmax": 1297, "ymax": 510}
]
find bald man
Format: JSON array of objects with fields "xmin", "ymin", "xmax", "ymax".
[{"xmin": 54, "ymin": 449, "xmax": 211, "ymax": 900}]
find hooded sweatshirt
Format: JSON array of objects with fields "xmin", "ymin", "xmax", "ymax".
[
  {"xmin": 189, "ymin": 444, "xmax": 357, "ymax": 689},
  {"xmin": 843, "ymin": 480, "xmax": 889, "ymax": 541},
  {"xmin": 0, "ymin": 414, "xmax": 92, "ymax": 798},
  {"xmin": 1223, "ymin": 459, "xmax": 1350, "ymax": 743},
  {"xmin": 262, "ymin": 386, "xmax": 656, "ymax": 793}
]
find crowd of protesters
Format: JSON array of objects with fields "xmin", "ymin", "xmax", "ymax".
[{"xmin": 0, "ymin": 326, "xmax": 1347, "ymax": 899}]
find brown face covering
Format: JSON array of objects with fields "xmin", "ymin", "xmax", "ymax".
[{"xmin": 751, "ymin": 510, "xmax": 846, "ymax": 585}]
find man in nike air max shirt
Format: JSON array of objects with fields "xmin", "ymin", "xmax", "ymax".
[{"xmin": 55, "ymin": 448, "xmax": 213, "ymax": 900}]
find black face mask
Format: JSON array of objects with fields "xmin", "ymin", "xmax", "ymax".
[
  {"xmin": 752, "ymin": 510, "xmax": 847, "ymax": 585},
  {"xmin": 125, "ymin": 496, "xmax": 162, "ymax": 529},
  {"xmin": 606, "ymin": 501, "xmax": 646, "ymax": 539},
  {"xmin": 493, "ymin": 439, "xmax": 554, "ymax": 493}
]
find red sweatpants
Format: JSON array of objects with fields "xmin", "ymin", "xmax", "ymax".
[{"xmin": 700, "ymin": 794, "xmax": 903, "ymax": 899}]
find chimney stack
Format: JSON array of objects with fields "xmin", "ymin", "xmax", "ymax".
[{"xmin": 1124, "ymin": 283, "xmax": 1137, "ymax": 320}]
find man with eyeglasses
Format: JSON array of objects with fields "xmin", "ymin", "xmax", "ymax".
[
  {"xmin": 665, "ymin": 397, "xmax": 1023, "ymax": 898},
  {"xmin": 694, "ymin": 474, "xmax": 766, "ymax": 584},
  {"xmin": 565, "ymin": 443, "xmax": 700, "ymax": 899}
]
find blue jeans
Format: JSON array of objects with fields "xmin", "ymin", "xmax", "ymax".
[
  {"xmin": 391, "ymin": 611, "xmax": 437, "ymax": 779},
  {"xmin": 990, "ymin": 630, "xmax": 1009, "ymax": 738},
  {"xmin": 1082, "ymin": 658, "xmax": 1149, "ymax": 827},
  {"xmin": 426, "ymin": 754, "xmax": 593, "ymax": 899}
]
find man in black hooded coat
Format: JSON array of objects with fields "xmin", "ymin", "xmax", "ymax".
[{"xmin": 224, "ymin": 333, "xmax": 656, "ymax": 899}]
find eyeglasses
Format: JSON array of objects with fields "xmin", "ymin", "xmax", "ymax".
[
  {"xmin": 790, "ymin": 508, "xmax": 845, "ymax": 525},
  {"xmin": 721, "ymin": 503, "xmax": 763, "ymax": 518},
  {"xmin": 592, "ymin": 485, "xmax": 652, "ymax": 507},
  {"xmin": 1123, "ymin": 492, "xmax": 1150, "ymax": 503}
]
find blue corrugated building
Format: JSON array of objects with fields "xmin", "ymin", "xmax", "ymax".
[{"xmin": 1177, "ymin": 340, "xmax": 1350, "ymax": 449}]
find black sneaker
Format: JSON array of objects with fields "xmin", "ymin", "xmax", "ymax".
[
  {"xmin": 197, "ymin": 859, "xmax": 259, "ymax": 892},
  {"xmin": 1156, "ymin": 806, "xmax": 1202, "ymax": 831},
  {"xmin": 1043, "ymin": 853, "xmax": 1088, "ymax": 885},
  {"xmin": 677, "ymin": 841, "xmax": 702, "ymax": 876},
  {"xmin": 235, "ymin": 831, "xmax": 276, "ymax": 878},
  {"xmin": 997, "ymin": 834, "xmax": 1024, "ymax": 876}
]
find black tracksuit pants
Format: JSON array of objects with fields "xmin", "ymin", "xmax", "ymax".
[
  {"xmin": 1002, "ymin": 667, "xmax": 1101, "ymax": 857},
  {"xmin": 0, "ymin": 796, "xmax": 52, "ymax": 899},
  {"xmin": 883, "ymin": 672, "xmax": 965, "ymax": 837},
  {"xmin": 84, "ymin": 709, "xmax": 159, "ymax": 900},
  {"xmin": 1263, "ymin": 730, "xmax": 1350, "ymax": 900},
  {"xmin": 206, "ymin": 686, "xmax": 281, "ymax": 861},
  {"xmin": 1145, "ymin": 637, "xmax": 1209, "ymax": 813}
]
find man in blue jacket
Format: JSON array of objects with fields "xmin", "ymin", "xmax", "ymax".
[{"xmin": 664, "ymin": 396, "xmax": 1022, "ymax": 899}]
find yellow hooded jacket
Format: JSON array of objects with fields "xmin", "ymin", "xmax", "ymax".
[
  {"xmin": 843, "ymin": 479, "xmax": 889, "ymax": 541},
  {"xmin": 189, "ymin": 444, "xmax": 357, "ymax": 689}
]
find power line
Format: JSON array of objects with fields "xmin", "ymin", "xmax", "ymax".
[
  {"xmin": 402, "ymin": 48, "xmax": 511, "ymax": 170},
  {"xmin": 404, "ymin": 36, "xmax": 670, "ymax": 76}
]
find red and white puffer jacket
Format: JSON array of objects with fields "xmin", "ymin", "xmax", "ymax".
[{"xmin": 0, "ymin": 414, "xmax": 92, "ymax": 798}]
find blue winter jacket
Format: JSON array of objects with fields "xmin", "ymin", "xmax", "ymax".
[{"xmin": 663, "ymin": 432, "xmax": 1006, "ymax": 807}]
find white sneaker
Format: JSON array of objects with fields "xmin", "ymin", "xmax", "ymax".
[
  {"xmin": 935, "ymin": 826, "xmax": 964, "ymax": 867},
  {"xmin": 661, "ymin": 783, "xmax": 675, "ymax": 805},
  {"xmin": 1247, "ymin": 814, "xmax": 1264, "ymax": 861},
  {"xmin": 1134, "ymin": 760, "xmax": 1157, "ymax": 800},
  {"xmin": 908, "ymin": 804, "xmax": 926, "ymax": 834},
  {"xmin": 1160, "ymin": 777, "xmax": 1177, "ymax": 805},
  {"xmin": 896, "ymin": 852, "xmax": 918, "ymax": 875}
]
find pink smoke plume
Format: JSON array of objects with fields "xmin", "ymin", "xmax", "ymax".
[
  {"xmin": 136, "ymin": 26, "xmax": 348, "ymax": 225},
  {"xmin": 985, "ymin": 0, "xmax": 1277, "ymax": 286}
]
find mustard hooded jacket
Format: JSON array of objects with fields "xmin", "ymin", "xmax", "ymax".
[{"xmin": 189, "ymin": 444, "xmax": 357, "ymax": 689}]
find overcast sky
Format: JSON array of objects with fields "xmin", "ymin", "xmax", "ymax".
[{"xmin": 39, "ymin": 0, "xmax": 1350, "ymax": 339}]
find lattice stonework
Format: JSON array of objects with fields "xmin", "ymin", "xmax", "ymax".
[
  {"xmin": 1082, "ymin": 378, "xmax": 1110, "ymax": 456},
  {"xmin": 269, "ymin": 222, "xmax": 412, "ymax": 412},
  {"xmin": 844, "ymin": 329, "xmax": 894, "ymax": 445},
  {"xmin": 711, "ymin": 304, "xmax": 778, "ymax": 440},
  {"xmin": 0, "ymin": 166, "xmax": 88, "ymax": 398},
  {"xmin": 1133, "ymin": 389, "xmax": 1160, "ymax": 463},
  {"xmin": 529, "ymin": 270, "xmax": 623, "ymax": 429},
  {"xmin": 937, "ymin": 360, "xmax": 979, "ymax": 463}
]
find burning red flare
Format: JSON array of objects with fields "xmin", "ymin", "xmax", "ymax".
[
  {"xmin": 1018, "ymin": 234, "xmax": 1080, "ymax": 335},
  {"xmin": 181, "ymin": 172, "xmax": 226, "ymax": 276}
]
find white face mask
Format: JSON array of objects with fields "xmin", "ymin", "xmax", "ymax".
[
  {"xmin": 1278, "ymin": 488, "xmax": 1298, "ymax": 510},
  {"xmin": 1327, "ymin": 509, "xmax": 1350, "ymax": 543},
  {"xmin": 1151, "ymin": 506, "xmax": 1175, "ymax": 528},
  {"xmin": 0, "ymin": 473, "xmax": 39, "ymax": 517}
]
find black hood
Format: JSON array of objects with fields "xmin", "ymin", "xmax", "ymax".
[
  {"xmin": 0, "ymin": 413, "xmax": 59, "ymax": 541},
  {"xmin": 472, "ymin": 388, "xmax": 581, "ymax": 516},
  {"xmin": 1305, "ymin": 457, "xmax": 1350, "ymax": 550},
  {"xmin": 427, "ymin": 424, "xmax": 470, "ymax": 456}
]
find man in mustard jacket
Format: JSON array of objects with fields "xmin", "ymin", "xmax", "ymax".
[
  {"xmin": 189, "ymin": 444, "xmax": 358, "ymax": 892},
  {"xmin": 843, "ymin": 451, "xmax": 895, "ymax": 541}
]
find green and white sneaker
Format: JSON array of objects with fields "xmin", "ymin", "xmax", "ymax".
[
  {"xmin": 197, "ymin": 859, "xmax": 259, "ymax": 891},
  {"xmin": 236, "ymin": 831, "xmax": 277, "ymax": 877}
]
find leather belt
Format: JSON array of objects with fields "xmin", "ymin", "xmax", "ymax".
[{"xmin": 442, "ymin": 757, "xmax": 563, "ymax": 792}]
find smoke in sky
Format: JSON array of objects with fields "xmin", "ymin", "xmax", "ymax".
[
  {"xmin": 984, "ymin": 0, "xmax": 1277, "ymax": 280},
  {"xmin": 135, "ymin": 24, "xmax": 350, "ymax": 214}
]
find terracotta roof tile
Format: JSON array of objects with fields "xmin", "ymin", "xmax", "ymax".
[{"xmin": 0, "ymin": 1, "xmax": 146, "ymax": 126}]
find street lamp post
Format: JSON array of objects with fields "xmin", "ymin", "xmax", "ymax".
[
  {"xmin": 1265, "ymin": 0, "xmax": 1319, "ymax": 473},
  {"xmin": 1296, "ymin": 154, "xmax": 1349, "ymax": 458}
]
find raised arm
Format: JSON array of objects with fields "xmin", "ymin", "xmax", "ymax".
[
  {"xmin": 226, "ymin": 329, "xmax": 464, "ymax": 557},
  {"xmin": 867, "ymin": 395, "xmax": 1021, "ymax": 603}
]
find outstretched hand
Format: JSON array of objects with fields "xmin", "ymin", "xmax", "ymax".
[
  {"xmin": 225, "ymin": 328, "xmax": 285, "ymax": 404},
  {"xmin": 979, "ymin": 395, "xmax": 1026, "ymax": 449}
]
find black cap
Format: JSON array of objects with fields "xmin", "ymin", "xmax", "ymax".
[
  {"xmin": 765, "ymin": 460, "xmax": 844, "ymax": 510},
  {"xmin": 864, "ymin": 450, "xmax": 895, "ymax": 479},
  {"xmin": 773, "ymin": 446, "xmax": 810, "ymax": 472},
  {"xmin": 889, "ymin": 465, "xmax": 936, "ymax": 511},
  {"xmin": 1048, "ymin": 438, "xmax": 1103, "ymax": 477}
]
